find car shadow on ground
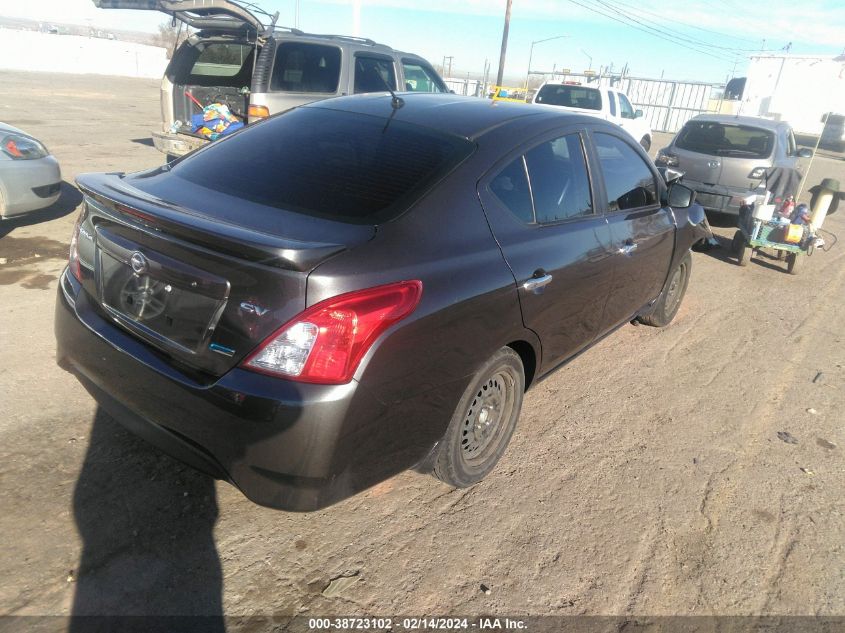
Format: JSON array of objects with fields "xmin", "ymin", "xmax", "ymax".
[
  {"xmin": 0, "ymin": 181, "xmax": 82, "ymax": 238},
  {"xmin": 70, "ymin": 407, "xmax": 225, "ymax": 631}
]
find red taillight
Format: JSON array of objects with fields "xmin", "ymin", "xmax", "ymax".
[
  {"xmin": 68, "ymin": 211, "xmax": 84, "ymax": 281},
  {"xmin": 242, "ymin": 280, "xmax": 423, "ymax": 384}
]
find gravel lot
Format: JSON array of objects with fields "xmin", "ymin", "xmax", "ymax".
[{"xmin": 1, "ymin": 71, "xmax": 843, "ymax": 626}]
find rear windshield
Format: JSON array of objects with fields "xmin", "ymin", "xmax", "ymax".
[
  {"xmin": 170, "ymin": 107, "xmax": 475, "ymax": 223},
  {"xmin": 190, "ymin": 43, "xmax": 252, "ymax": 78},
  {"xmin": 676, "ymin": 121, "xmax": 774, "ymax": 158},
  {"xmin": 534, "ymin": 85, "xmax": 602, "ymax": 110}
]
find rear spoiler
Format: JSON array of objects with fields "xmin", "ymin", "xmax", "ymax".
[{"xmin": 76, "ymin": 173, "xmax": 351, "ymax": 272}]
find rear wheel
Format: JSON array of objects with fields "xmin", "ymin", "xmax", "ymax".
[
  {"xmin": 433, "ymin": 348, "xmax": 524, "ymax": 488},
  {"xmin": 640, "ymin": 136, "xmax": 651, "ymax": 152},
  {"xmin": 787, "ymin": 252, "xmax": 802, "ymax": 275}
]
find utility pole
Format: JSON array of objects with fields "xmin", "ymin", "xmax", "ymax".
[
  {"xmin": 444, "ymin": 56, "xmax": 454, "ymax": 79},
  {"xmin": 495, "ymin": 0, "xmax": 513, "ymax": 87}
]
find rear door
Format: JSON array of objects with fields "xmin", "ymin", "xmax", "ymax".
[
  {"xmin": 589, "ymin": 130, "xmax": 675, "ymax": 330},
  {"xmin": 478, "ymin": 129, "xmax": 615, "ymax": 372},
  {"xmin": 92, "ymin": 0, "xmax": 267, "ymax": 35}
]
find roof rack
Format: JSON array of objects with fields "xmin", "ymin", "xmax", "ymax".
[{"xmin": 301, "ymin": 33, "xmax": 378, "ymax": 46}]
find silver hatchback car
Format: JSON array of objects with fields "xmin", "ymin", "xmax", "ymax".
[{"xmin": 656, "ymin": 114, "xmax": 812, "ymax": 215}]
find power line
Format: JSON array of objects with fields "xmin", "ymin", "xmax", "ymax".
[
  {"xmin": 599, "ymin": 0, "xmax": 767, "ymax": 51},
  {"xmin": 590, "ymin": 0, "xmax": 755, "ymax": 55},
  {"xmin": 564, "ymin": 0, "xmax": 741, "ymax": 63}
]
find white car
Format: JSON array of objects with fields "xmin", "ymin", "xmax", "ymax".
[
  {"xmin": 0, "ymin": 122, "xmax": 62, "ymax": 219},
  {"xmin": 532, "ymin": 81, "xmax": 653, "ymax": 151}
]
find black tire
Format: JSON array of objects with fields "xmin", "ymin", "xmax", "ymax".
[
  {"xmin": 638, "ymin": 252, "xmax": 691, "ymax": 327},
  {"xmin": 787, "ymin": 252, "xmax": 801, "ymax": 275},
  {"xmin": 640, "ymin": 136, "xmax": 651, "ymax": 152},
  {"xmin": 730, "ymin": 230, "xmax": 744, "ymax": 254},
  {"xmin": 433, "ymin": 347, "xmax": 525, "ymax": 488},
  {"xmin": 737, "ymin": 241, "xmax": 752, "ymax": 266}
]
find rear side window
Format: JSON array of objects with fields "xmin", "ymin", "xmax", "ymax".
[
  {"xmin": 354, "ymin": 56, "xmax": 397, "ymax": 93},
  {"xmin": 490, "ymin": 134, "xmax": 593, "ymax": 224},
  {"xmin": 270, "ymin": 42, "xmax": 341, "ymax": 93},
  {"xmin": 402, "ymin": 60, "xmax": 447, "ymax": 93},
  {"xmin": 534, "ymin": 85, "xmax": 602, "ymax": 110},
  {"xmin": 524, "ymin": 134, "xmax": 593, "ymax": 222},
  {"xmin": 607, "ymin": 91, "xmax": 617, "ymax": 116},
  {"xmin": 490, "ymin": 157, "xmax": 533, "ymax": 223},
  {"xmin": 171, "ymin": 107, "xmax": 474, "ymax": 223},
  {"xmin": 190, "ymin": 43, "xmax": 252, "ymax": 77},
  {"xmin": 594, "ymin": 133, "xmax": 657, "ymax": 211},
  {"xmin": 675, "ymin": 121, "xmax": 774, "ymax": 158}
]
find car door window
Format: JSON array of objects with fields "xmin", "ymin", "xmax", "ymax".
[
  {"xmin": 525, "ymin": 134, "xmax": 593, "ymax": 222},
  {"xmin": 270, "ymin": 43, "xmax": 341, "ymax": 93},
  {"xmin": 354, "ymin": 55, "xmax": 397, "ymax": 93},
  {"xmin": 607, "ymin": 90, "xmax": 617, "ymax": 117},
  {"xmin": 618, "ymin": 93, "xmax": 635, "ymax": 119},
  {"xmin": 490, "ymin": 156, "xmax": 534, "ymax": 223},
  {"xmin": 401, "ymin": 60, "xmax": 447, "ymax": 92},
  {"xmin": 594, "ymin": 132, "xmax": 657, "ymax": 211}
]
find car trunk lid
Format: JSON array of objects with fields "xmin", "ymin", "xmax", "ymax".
[{"xmin": 75, "ymin": 171, "xmax": 375, "ymax": 379}]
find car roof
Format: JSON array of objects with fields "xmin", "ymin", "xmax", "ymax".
[
  {"xmin": 302, "ymin": 93, "xmax": 605, "ymax": 140},
  {"xmin": 269, "ymin": 29, "xmax": 397, "ymax": 55},
  {"xmin": 688, "ymin": 113, "xmax": 787, "ymax": 131}
]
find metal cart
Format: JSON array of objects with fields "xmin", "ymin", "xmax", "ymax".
[{"xmin": 731, "ymin": 206, "xmax": 814, "ymax": 275}]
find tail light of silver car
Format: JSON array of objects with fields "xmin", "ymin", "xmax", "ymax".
[
  {"xmin": 655, "ymin": 150, "xmax": 679, "ymax": 167},
  {"xmin": 242, "ymin": 280, "xmax": 423, "ymax": 384}
]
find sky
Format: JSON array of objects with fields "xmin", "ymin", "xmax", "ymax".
[{"xmin": 1, "ymin": 0, "xmax": 843, "ymax": 84}]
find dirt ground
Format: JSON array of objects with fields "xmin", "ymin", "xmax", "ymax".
[{"xmin": 1, "ymin": 71, "xmax": 844, "ymax": 626}]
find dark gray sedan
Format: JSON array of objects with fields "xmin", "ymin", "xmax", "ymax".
[{"xmin": 56, "ymin": 93, "xmax": 706, "ymax": 511}]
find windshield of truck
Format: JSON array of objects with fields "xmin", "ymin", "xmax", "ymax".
[
  {"xmin": 171, "ymin": 107, "xmax": 475, "ymax": 224},
  {"xmin": 534, "ymin": 85, "xmax": 602, "ymax": 110},
  {"xmin": 676, "ymin": 121, "xmax": 774, "ymax": 158}
]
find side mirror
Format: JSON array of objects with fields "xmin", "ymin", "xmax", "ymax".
[
  {"xmin": 798, "ymin": 148, "xmax": 813, "ymax": 158},
  {"xmin": 635, "ymin": 109, "xmax": 644, "ymax": 119},
  {"xmin": 668, "ymin": 183, "xmax": 695, "ymax": 208}
]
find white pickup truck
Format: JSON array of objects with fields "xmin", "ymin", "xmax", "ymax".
[{"xmin": 532, "ymin": 81, "xmax": 653, "ymax": 151}]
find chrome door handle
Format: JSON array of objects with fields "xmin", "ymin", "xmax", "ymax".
[
  {"xmin": 523, "ymin": 274, "xmax": 553, "ymax": 294},
  {"xmin": 617, "ymin": 242, "xmax": 638, "ymax": 255}
]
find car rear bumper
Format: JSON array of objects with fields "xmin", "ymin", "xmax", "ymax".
[
  {"xmin": 683, "ymin": 179, "xmax": 758, "ymax": 216},
  {"xmin": 55, "ymin": 268, "xmax": 418, "ymax": 511},
  {"xmin": 151, "ymin": 131, "xmax": 208, "ymax": 157},
  {"xmin": 0, "ymin": 155, "xmax": 61, "ymax": 218}
]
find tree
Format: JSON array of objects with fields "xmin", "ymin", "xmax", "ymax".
[{"xmin": 152, "ymin": 21, "xmax": 190, "ymax": 58}]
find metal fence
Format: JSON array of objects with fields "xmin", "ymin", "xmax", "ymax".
[{"xmin": 443, "ymin": 71, "xmax": 725, "ymax": 134}]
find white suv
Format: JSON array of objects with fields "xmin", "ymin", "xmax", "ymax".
[{"xmin": 532, "ymin": 81, "xmax": 652, "ymax": 151}]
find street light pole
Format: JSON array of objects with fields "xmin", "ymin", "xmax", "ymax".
[
  {"xmin": 581, "ymin": 48, "xmax": 592, "ymax": 71},
  {"xmin": 524, "ymin": 35, "xmax": 570, "ymax": 92},
  {"xmin": 495, "ymin": 0, "xmax": 513, "ymax": 88}
]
